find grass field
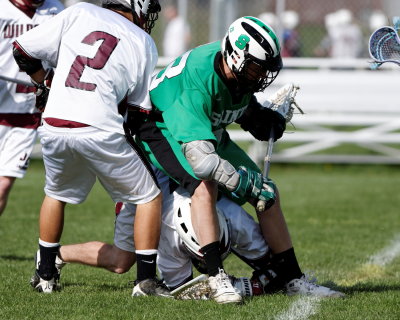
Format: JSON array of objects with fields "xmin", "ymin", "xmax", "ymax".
[{"xmin": 0, "ymin": 160, "xmax": 399, "ymax": 320}]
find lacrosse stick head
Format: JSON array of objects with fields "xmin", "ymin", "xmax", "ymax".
[
  {"xmin": 174, "ymin": 198, "xmax": 231, "ymax": 263},
  {"xmin": 369, "ymin": 26, "xmax": 400, "ymax": 68},
  {"xmin": 171, "ymin": 275, "xmax": 211, "ymax": 300},
  {"xmin": 261, "ymin": 83, "xmax": 301, "ymax": 123}
]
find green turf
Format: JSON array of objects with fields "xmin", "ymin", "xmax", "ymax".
[{"xmin": 0, "ymin": 160, "xmax": 399, "ymax": 319}]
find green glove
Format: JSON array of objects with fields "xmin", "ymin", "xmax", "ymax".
[{"xmin": 233, "ymin": 166, "xmax": 276, "ymax": 208}]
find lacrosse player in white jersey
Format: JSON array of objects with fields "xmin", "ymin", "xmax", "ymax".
[
  {"xmin": 52, "ymin": 166, "xmax": 344, "ymax": 299},
  {"xmin": 12, "ymin": 0, "xmax": 170, "ymax": 297},
  {"xmin": 0, "ymin": 0, "xmax": 63, "ymax": 216}
]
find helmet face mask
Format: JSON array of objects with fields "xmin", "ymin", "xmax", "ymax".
[
  {"xmin": 239, "ymin": 58, "xmax": 280, "ymax": 92},
  {"xmin": 221, "ymin": 16, "xmax": 282, "ymax": 92},
  {"xmin": 174, "ymin": 198, "xmax": 231, "ymax": 264},
  {"xmin": 131, "ymin": 0, "xmax": 161, "ymax": 34}
]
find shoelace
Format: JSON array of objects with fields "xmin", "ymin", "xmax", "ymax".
[
  {"xmin": 302, "ymin": 273, "xmax": 318, "ymax": 283},
  {"xmin": 216, "ymin": 270, "xmax": 231, "ymax": 289}
]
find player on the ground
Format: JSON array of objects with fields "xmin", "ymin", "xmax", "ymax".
[
  {"xmin": 45, "ymin": 166, "xmax": 344, "ymax": 299},
  {"xmin": 134, "ymin": 16, "xmax": 290, "ymax": 304},
  {"xmin": 125, "ymin": 170, "xmax": 345, "ymax": 299},
  {"xmin": 13, "ymin": 0, "xmax": 168, "ymax": 296},
  {"xmin": 0, "ymin": 0, "xmax": 63, "ymax": 216}
]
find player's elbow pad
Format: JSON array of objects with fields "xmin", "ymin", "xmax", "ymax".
[
  {"xmin": 12, "ymin": 41, "xmax": 43, "ymax": 75},
  {"xmin": 182, "ymin": 140, "xmax": 239, "ymax": 191}
]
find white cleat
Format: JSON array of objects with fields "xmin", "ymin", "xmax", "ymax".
[
  {"xmin": 30, "ymin": 271, "xmax": 60, "ymax": 293},
  {"xmin": 132, "ymin": 278, "xmax": 173, "ymax": 298},
  {"xmin": 30, "ymin": 249, "xmax": 65, "ymax": 293},
  {"xmin": 208, "ymin": 269, "xmax": 243, "ymax": 304},
  {"xmin": 285, "ymin": 274, "xmax": 345, "ymax": 298}
]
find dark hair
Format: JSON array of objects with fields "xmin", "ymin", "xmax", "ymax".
[{"xmin": 102, "ymin": 3, "xmax": 131, "ymax": 13}]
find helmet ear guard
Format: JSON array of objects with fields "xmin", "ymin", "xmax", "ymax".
[
  {"xmin": 174, "ymin": 198, "xmax": 231, "ymax": 264},
  {"xmin": 102, "ymin": 0, "xmax": 160, "ymax": 33},
  {"xmin": 221, "ymin": 16, "xmax": 283, "ymax": 92},
  {"xmin": 131, "ymin": 0, "xmax": 161, "ymax": 34}
]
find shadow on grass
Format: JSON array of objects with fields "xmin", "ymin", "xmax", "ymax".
[
  {"xmin": 61, "ymin": 281, "xmax": 131, "ymax": 292},
  {"xmin": 0, "ymin": 254, "xmax": 33, "ymax": 262},
  {"xmin": 322, "ymin": 280, "xmax": 400, "ymax": 294}
]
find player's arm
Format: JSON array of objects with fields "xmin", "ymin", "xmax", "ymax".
[
  {"xmin": 13, "ymin": 43, "xmax": 52, "ymax": 112},
  {"xmin": 12, "ymin": 10, "xmax": 64, "ymax": 112},
  {"xmin": 162, "ymin": 90, "xmax": 275, "ymax": 207},
  {"xmin": 235, "ymin": 95, "xmax": 286, "ymax": 141},
  {"xmin": 182, "ymin": 140, "xmax": 275, "ymax": 209},
  {"xmin": 12, "ymin": 41, "xmax": 44, "ymax": 79}
]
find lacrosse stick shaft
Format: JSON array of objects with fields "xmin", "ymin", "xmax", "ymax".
[
  {"xmin": 256, "ymin": 128, "xmax": 274, "ymax": 213},
  {"xmin": 0, "ymin": 74, "xmax": 33, "ymax": 87}
]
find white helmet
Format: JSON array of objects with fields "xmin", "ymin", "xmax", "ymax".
[
  {"xmin": 132, "ymin": 0, "xmax": 161, "ymax": 34},
  {"xmin": 221, "ymin": 16, "xmax": 282, "ymax": 92},
  {"xmin": 102, "ymin": 0, "xmax": 160, "ymax": 34},
  {"xmin": 174, "ymin": 198, "xmax": 231, "ymax": 263}
]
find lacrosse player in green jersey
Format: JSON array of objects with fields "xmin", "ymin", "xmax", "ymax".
[{"xmin": 134, "ymin": 16, "xmax": 302, "ymax": 304}]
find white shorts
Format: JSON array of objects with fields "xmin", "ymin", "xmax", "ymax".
[
  {"xmin": 38, "ymin": 122, "xmax": 160, "ymax": 204},
  {"xmin": 0, "ymin": 125, "xmax": 37, "ymax": 178}
]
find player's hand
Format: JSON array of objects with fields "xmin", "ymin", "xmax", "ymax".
[
  {"xmin": 31, "ymin": 69, "xmax": 53, "ymax": 112},
  {"xmin": 236, "ymin": 98, "xmax": 286, "ymax": 141},
  {"xmin": 249, "ymin": 108, "xmax": 286, "ymax": 141},
  {"xmin": 34, "ymin": 84, "xmax": 50, "ymax": 112},
  {"xmin": 232, "ymin": 166, "xmax": 276, "ymax": 209}
]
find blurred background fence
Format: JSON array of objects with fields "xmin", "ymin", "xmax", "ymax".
[
  {"xmin": 38, "ymin": 0, "xmax": 400, "ymax": 165},
  {"xmin": 65, "ymin": 0, "xmax": 400, "ymax": 59}
]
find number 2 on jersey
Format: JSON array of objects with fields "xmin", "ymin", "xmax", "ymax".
[{"xmin": 65, "ymin": 31, "xmax": 119, "ymax": 91}]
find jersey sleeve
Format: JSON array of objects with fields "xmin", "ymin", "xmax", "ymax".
[
  {"xmin": 14, "ymin": 7, "xmax": 70, "ymax": 68},
  {"xmin": 162, "ymin": 88, "xmax": 217, "ymax": 144},
  {"xmin": 126, "ymin": 37, "xmax": 158, "ymax": 111}
]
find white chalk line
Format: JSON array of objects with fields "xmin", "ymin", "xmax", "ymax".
[
  {"xmin": 368, "ymin": 234, "xmax": 400, "ymax": 267},
  {"xmin": 274, "ymin": 296, "xmax": 321, "ymax": 320}
]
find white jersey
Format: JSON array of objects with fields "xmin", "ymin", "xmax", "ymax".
[
  {"xmin": 0, "ymin": 0, "xmax": 63, "ymax": 115},
  {"xmin": 15, "ymin": 3, "xmax": 158, "ymax": 135}
]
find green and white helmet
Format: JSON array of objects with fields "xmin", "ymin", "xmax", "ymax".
[{"xmin": 221, "ymin": 16, "xmax": 283, "ymax": 92}]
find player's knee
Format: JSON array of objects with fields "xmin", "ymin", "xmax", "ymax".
[
  {"xmin": 0, "ymin": 177, "xmax": 15, "ymax": 194},
  {"xmin": 109, "ymin": 249, "xmax": 135, "ymax": 274},
  {"xmin": 112, "ymin": 259, "xmax": 134, "ymax": 274},
  {"xmin": 113, "ymin": 264, "xmax": 131, "ymax": 274}
]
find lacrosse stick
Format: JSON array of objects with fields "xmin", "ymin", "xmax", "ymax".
[
  {"xmin": 369, "ymin": 16, "xmax": 400, "ymax": 69},
  {"xmin": 256, "ymin": 83, "xmax": 302, "ymax": 212},
  {"xmin": 170, "ymin": 272, "xmax": 256, "ymax": 299},
  {"xmin": 0, "ymin": 74, "xmax": 33, "ymax": 87},
  {"xmin": 170, "ymin": 274, "xmax": 210, "ymax": 300}
]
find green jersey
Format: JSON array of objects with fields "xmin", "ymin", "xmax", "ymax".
[
  {"xmin": 136, "ymin": 41, "xmax": 260, "ymax": 200},
  {"xmin": 150, "ymin": 41, "xmax": 252, "ymax": 146}
]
